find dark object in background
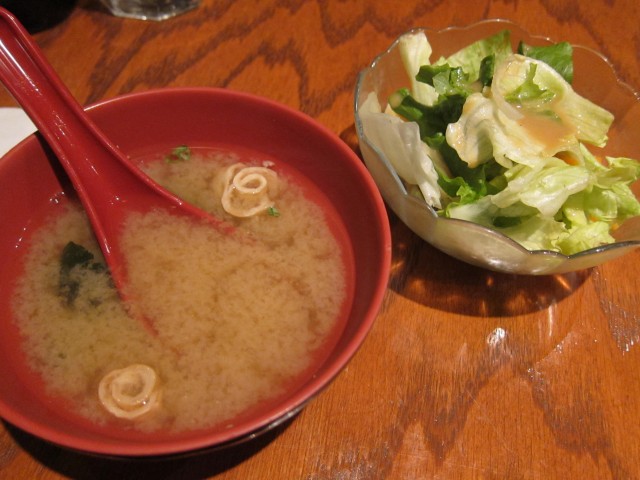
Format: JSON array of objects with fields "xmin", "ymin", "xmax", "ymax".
[{"xmin": 0, "ymin": 0, "xmax": 77, "ymax": 33}]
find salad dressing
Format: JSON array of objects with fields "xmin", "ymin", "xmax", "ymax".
[{"xmin": 515, "ymin": 107, "xmax": 577, "ymax": 155}]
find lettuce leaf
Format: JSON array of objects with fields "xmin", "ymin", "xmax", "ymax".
[
  {"xmin": 389, "ymin": 88, "xmax": 466, "ymax": 141},
  {"xmin": 359, "ymin": 92, "xmax": 443, "ymax": 208},
  {"xmin": 492, "ymin": 55, "xmax": 614, "ymax": 147},
  {"xmin": 444, "ymin": 29, "xmax": 513, "ymax": 82},
  {"xmin": 398, "ymin": 32, "xmax": 439, "ymax": 106},
  {"xmin": 557, "ymin": 221, "xmax": 614, "ymax": 255},
  {"xmin": 416, "ymin": 63, "xmax": 476, "ymax": 97},
  {"xmin": 518, "ymin": 40, "xmax": 574, "ymax": 83},
  {"xmin": 503, "ymin": 63, "xmax": 556, "ymax": 105}
]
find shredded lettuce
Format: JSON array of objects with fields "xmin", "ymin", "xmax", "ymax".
[{"xmin": 360, "ymin": 29, "xmax": 640, "ymax": 255}]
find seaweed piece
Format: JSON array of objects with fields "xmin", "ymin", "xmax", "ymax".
[{"xmin": 58, "ymin": 241, "xmax": 106, "ymax": 306}]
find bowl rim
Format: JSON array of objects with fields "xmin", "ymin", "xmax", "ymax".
[
  {"xmin": 0, "ymin": 86, "xmax": 392, "ymax": 456},
  {"xmin": 354, "ymin": 18, "xmax": 640, "ymax": 274}
]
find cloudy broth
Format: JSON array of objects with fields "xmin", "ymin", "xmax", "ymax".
[{"xmin": 12, "ymin": 147, "xmax": 352, "ymax": 433}]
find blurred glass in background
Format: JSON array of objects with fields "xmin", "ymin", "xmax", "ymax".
[{"xmin": 99, "ymin": 0, "xmax": 201, "ymax": 21}]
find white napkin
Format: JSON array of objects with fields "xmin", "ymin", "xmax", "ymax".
[{"xmin": 0, "ymin": 108, "xmax": 36, "ymax": 157}]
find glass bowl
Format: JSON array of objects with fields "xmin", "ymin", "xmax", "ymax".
[{"xmin": 355, "ymin": 19, "xmax": 640, "ymax": 275}]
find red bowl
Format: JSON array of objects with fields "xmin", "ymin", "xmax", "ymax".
[{"xmin": 0, "ymin": 87, "xmax": 391, "ymax": 456}]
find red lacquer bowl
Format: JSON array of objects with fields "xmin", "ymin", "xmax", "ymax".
[{"xmin": 0, "ymin": 88, "xmax": 391, "ymax": 457}]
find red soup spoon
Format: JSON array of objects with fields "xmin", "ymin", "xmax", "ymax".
[{"xmin": 0, "ymin": 8, "xmax": 227, "ymax": 329}]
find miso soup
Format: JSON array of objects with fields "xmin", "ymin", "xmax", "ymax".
[{"xmin": 12, "ymin": 147, "xmax": 351, "ymax": 433}]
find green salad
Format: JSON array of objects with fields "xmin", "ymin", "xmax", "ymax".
[{"xmin": 360, "ymin": 30, "xmax": 640, "ymax": 255}]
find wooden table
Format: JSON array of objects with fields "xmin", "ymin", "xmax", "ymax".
[{"xmin": 1, "ymin": 0, "xmax": 640, "ymax": 478}]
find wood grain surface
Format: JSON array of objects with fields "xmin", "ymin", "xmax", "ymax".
[{"xmin": 1, "ymin": 0, "xmax": 640, "ymax": 478}]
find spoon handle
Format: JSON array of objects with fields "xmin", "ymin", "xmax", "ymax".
[{"xmin": 0, "ymin": 8, "xmax": 181, "ymax": 248}]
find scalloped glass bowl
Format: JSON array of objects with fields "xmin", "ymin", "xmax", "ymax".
[{"xmin": 355, "ymin": 19, "xmax": 640, "ymax": 274}]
